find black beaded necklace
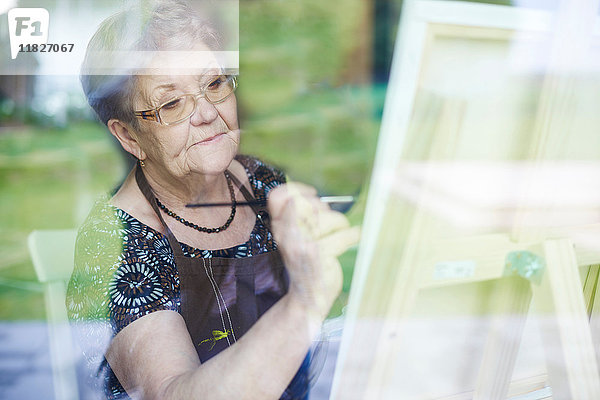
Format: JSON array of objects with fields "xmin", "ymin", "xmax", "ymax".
[{"xmin": 156, "ymin": 171, "xmax": 236, "ymax": 234}]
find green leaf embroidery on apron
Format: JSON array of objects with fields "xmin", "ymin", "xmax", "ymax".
[{"xmin": 199, "ymin": 329, "xmax": 232, "ymax": 351}]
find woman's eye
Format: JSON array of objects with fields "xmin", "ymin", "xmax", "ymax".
[
  {"xmin": 207, "ymin": 77, "xmax": 224, "ymax": 90},
  {"xmin": 162, "ymin": 98, "xmax": 181, "ymax": 110}
]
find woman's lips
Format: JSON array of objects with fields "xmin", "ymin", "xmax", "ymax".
[{"xmin": 195, "ymin": 132, "xmax": 226, "ymax": 145}]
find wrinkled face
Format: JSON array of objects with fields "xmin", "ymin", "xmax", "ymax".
[{"xmin": 132, "ymin": 51, "xmax": 239, "ymax": 178}]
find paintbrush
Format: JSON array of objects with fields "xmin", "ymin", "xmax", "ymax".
[{"xmin": 185, "ymin": 195, "xmax": 355, "ymax": 208}]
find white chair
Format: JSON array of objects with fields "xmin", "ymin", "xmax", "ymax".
[{"xmin": 28, "ymin": 229, "xmax": 79, "ymax": 400}]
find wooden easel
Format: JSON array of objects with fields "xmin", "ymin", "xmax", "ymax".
[{"xmin": 331, "ymin": 1, "xmax": 600, "ymax": 398}]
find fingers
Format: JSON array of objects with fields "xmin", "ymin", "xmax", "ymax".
[
  {"xmin": 269, "ymin": 182, "xmax": 349, "ymax": 229},
  {"xmin": 284, "ymin": 183, "xmax": 321, "ymax": 233},
  {"xmin": 268, "ymin": 180, "xmax": 359, "ymax": 255},
  {"xmin": 284, "ymin": 181, "xmax": 318, "ymax": 197},
  {"xmin": 318, "ymin": 226, "xmax": 361, "ymax": 257},
  {"xmin": 267, "ymin": 185, "xmax": 294, "ymax": 221},
  {"xmin": 314, "ymin": 208, "xmax": 349, "ymax": 238}
]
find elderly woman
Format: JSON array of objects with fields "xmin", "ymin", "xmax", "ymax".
[{"xmin": 66, "ymin": 1, "xmax": 358, "ymax": 399}]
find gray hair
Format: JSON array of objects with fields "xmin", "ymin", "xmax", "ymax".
[{"xmin": 80, "ymin": 0, "xmax": 221, "ymax": 128}]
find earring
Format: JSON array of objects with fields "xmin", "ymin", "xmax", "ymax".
[{"xmin": 139, "ymin": 159, "xmax": 145, "ymax": 167}]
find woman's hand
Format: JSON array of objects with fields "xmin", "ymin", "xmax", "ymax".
[{"xmin": 268, "ymin": 182, "xmax": 360, "ymax": 322}]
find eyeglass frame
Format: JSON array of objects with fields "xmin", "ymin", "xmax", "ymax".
[{"xmin": 133, "ymin": 75, "xmax": 238, "ymax": 126}]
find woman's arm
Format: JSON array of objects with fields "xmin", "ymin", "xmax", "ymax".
[
  {"xmin": 106, "ymin": 183, "xmax": 360, "ymax": 400},
  {"xmin": 107, "ymin": 294, "xmax": 317, "ymax": 399}
]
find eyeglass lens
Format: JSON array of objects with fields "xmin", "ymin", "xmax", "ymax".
[{"xmin": 158, "ymin": 76, "xmax": 234, "ymax": 124}]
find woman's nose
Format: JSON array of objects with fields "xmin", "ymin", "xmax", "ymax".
[{"xmin": 190, "ymin": 96, "xmax": 218, "ymax": 125}]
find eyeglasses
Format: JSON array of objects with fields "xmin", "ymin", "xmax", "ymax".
[{"xmin": 134, "ymin": 75, "xmax": 238, "ymax": 126}]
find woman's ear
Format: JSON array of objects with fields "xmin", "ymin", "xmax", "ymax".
[{"xmin": 107, "ymin": 119, "xmax": 146, "ymax": 161}]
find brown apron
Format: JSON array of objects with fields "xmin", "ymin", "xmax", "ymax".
[{"xmin": 134, "ymin": 164, "xmax": 290, "ymax": 362}]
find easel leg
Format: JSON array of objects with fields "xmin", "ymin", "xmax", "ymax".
[
  {"xmin": 534, "ymin": 239, "xmax": 600, "ymax": 398},
  {"xmin": 473, "ymin": 276, "xmax": 532, "ymax": 400},
  {"xmin": 589, "ymin": 266, "xmax": 600, "ymax": 377}
]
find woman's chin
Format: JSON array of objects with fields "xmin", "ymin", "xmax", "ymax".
[{"xmin": 187, "ymin": 142, "xmax": 238, "ymax": 175}]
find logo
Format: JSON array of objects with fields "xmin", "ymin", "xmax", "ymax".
[{"xmin": 7, "ymin": 8, "xmax": 49, "ymax": 60}]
